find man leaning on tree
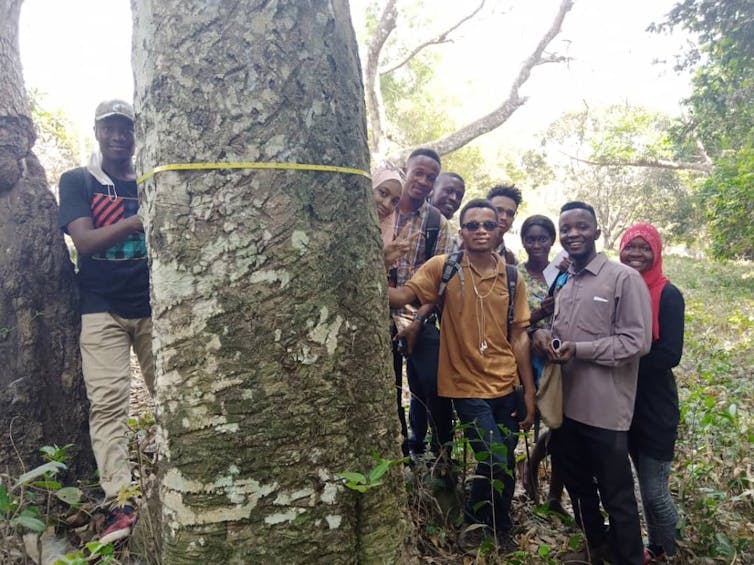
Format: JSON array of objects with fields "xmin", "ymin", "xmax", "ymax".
[{"xmin": 58, "ymin": 100, "xmax": 151, "ymax": 544}]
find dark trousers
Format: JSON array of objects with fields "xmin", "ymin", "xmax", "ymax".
[
  {"xmin": 454, "ymin": 394, "xmax": 519, "ymax": 532},
  {"xmin": 391, "ymin": 331, "xmax": 410, "ymax": 458},
  {"xmin": 551, "ymin": 417, "xmax": 643, "ymax": 565},
  {"xmin": 406, "ymin": 324, "xmax": 453, "ymax": 456}
]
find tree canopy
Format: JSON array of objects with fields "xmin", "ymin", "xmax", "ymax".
[{"xmin": 654, "ymin": 0, "xmax": 754, "ymax": 258}]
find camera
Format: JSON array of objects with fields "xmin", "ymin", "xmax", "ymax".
[{"xmin": 551, "ymin": 338, "xmax": 561, "ymax": 350}]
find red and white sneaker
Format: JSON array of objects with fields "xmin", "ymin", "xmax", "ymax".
[{"xmin": 100, "ymin": 505, "xmax": 136, "ymax": 544}]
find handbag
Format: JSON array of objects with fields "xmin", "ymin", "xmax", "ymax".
[{"xmin": 536, "ymin": 361, "xmax": 562, "ymax": 429}]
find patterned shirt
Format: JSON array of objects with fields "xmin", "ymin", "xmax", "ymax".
[{"xmin": 391, "ymin": 201, "xmax": 452, "ymax": 329}]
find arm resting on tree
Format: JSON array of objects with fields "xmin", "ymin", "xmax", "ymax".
[
  {"xmin": 388, "ymin": 285, "xmax": 418, "ymax": 309},
  {"xmin": 67, "ymin": 215, "xmax": 143, "ymax": 256}
]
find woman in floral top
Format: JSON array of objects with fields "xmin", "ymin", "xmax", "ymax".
[{"xmin": 518, "ymin": 215, "xmax": 568, "ymax": 517}]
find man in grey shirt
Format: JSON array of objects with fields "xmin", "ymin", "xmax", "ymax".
[{"xmin": 533, "ymin": 201, "xmax": 652, "ymax": 565}]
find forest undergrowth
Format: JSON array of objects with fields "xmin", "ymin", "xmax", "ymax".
[{"xmin": 1, "ymin": 256, "xmax": 751, "ymax": 564}]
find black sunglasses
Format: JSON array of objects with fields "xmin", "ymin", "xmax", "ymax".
[{"xmin": 462, "ymin": 220, "xmax": 498, "ymax": 232}]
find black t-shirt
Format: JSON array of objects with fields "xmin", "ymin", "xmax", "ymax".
[
  {"xmin": 58, "ymin": 167, "xmax": 150, "ymax": 319},
  {"xmin": 629, "ymin": 282, "xmax": 684, "ymax": 461}
]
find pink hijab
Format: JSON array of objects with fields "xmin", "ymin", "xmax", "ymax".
[
  {"xmin": 371, "ymin": 167, "xmax": 403, "ymax": 247},
  {"xmin": 620, "ymin": 223, "xmax": 669, "ymax": 341}
]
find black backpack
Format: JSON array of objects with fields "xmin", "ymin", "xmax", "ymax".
[
  {"xmin": 423, "ymin": 205, "xmax": 442, "ymax": 260},
  {"xmin": 437, "ymin": 250, "xmax": 519, "ymax": 338}
]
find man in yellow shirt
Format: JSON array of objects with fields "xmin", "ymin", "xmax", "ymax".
[{"xmin": 389, "ymin": 198, "xmax": 535, "ymax": 551}]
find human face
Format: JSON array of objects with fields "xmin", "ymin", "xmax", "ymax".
[
  {"xmin": 430, "ymin": 175, "xmax": 465, "ymax": 219},
  {"xmin": 372, "ymin": 179, "xmax": 402, "ymax": 220},
  {"xmin": 403, "ymin": 155, "xmax": 440, "ymax": 202},
  {"xmin": 620, "ymin": 236, "xmax": 654, "ymax": 273},
  {"xmin": 460, "ymin": 207, "xmax": 497, "ymax": 253},
  {"xmin": 490, "ymin": 195, "xmax": 518, "ymax": 235},
  {"xmin": 95, "ymin": 116, "xmax": 135, "ymax": 162},
  {"xmin": 558, "ymin": 208, "xmax": 600, "ymax": 266},
  {"xmin": 522, "ymin": 225, "xmax": 554, "ymax": 263}
]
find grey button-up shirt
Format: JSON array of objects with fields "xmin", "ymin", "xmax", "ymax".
[{"xmin": 553, "ymin": 253, "xmax": 652, "ymax": 431}]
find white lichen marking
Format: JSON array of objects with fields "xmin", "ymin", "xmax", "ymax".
[
  {"xmin": 249, "ymin": 269, "xmax": 290, "ymax": 289},
  {"xmin": 291, "ymin": 230, "xmax": 309, "ymax": 253},
  {"xmin": 307, "ymin": 306, "xmax": 343, "ymax": 355},
  {"xmin": 264, "ymin": 509, "xmax": 304, "ymax": 525},
  {"xmin": 325, "ymin": 515, "xmax": 342, "ymax": 529}
]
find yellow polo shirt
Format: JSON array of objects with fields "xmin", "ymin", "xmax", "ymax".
[{"xmin": 406, "ymin": 253, "xmax": 530, "ymax": 399}]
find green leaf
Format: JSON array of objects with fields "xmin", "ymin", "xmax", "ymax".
[
  {"xmin": 32, "ymin": 480, "xmax": 63, "ymax": 490},
  {"xmin": 56, "ymin": 487, "xmax": 82, "ymax": 506},
  {"xmin": 16, "ymin": 461, "xmax": 66, "ymax": 486},
  {"xmin": 336, "ymin": 472, "xmax": 366, "ymax": 484},
  {"xmin": 367, "ymin": 459, "xmax": 393, "ymax": 483},
  {"xmin": 11, "ymin": 511, "xmax": 46, "ymax": 532},
  {"xmin": 0, "ymin": 484, "xmax": 10, "ymax": 509}
]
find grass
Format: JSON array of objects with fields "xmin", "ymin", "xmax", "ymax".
[{"xmin": 664, "ymin": 255, "xmax": 754, "ymax": 562}]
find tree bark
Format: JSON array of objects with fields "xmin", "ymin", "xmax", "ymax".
[
  {"xmin": 132, "ymin": 1, "xmax": 406, "ymax": 562},
  {"xmin": 0, "ymin": 0, "xmax": 92, "ymax": 478}
]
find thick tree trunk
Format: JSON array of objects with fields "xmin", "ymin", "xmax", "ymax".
[
  {"xmin": 0, "ymin": 0, "xmax": 92, "ymax": 477},
  {"xmin": 132, "ymin": 1, "xmax": 407, "ymax": 562}
]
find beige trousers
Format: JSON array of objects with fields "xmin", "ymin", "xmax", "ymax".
[{"xmin": 80, "ymin": 312, "xmax": 154, "ymax": 499}]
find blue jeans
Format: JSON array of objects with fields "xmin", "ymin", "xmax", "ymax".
[
  {"xmin": 454, "ymin": 394, "xmax": 519, "ymax": 533},
  {"xmin": 631, "ymin": 451, "xmax": 678, "ymax": 555}
]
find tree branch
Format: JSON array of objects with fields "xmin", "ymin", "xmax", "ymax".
[
  {"xmin": 379, "ymin": 0, "xmax": 486, "ymax": 76},
  {"xmin": 392, "ymin": 0, "xmax": 575, "ymax": 162},
  {"xmin": 564, "ymin": 153, "xmax": 713, "ymax": 174},
  {"xmin": 364, "ymin": 0, "xmax": 399, "ymax": 156}
]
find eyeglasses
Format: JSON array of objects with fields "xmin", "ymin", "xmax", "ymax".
[
  {"xmin": 524, "ymin": 235, "xmax": 552, "ymax": 245},
  {"xmin": 462, "ymin": 220, "xmax": 498, "ymax": 232}
]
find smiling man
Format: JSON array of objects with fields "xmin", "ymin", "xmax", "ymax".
[
  {"xmin": 389, "ymin": 198, "xmax": 535, "ymax": 552},
  {"xmin": 532, "ymin": 201, "xmax": 652, "ymax": 565},
  {"xmin": 389, "ymin": 148, "xmax": 453, "ymax": 462},
  {"xmin": 429, "ymin": 172, "xmax": 466, "ymax": 220},
  {"xmin": 58, "ymin": 100, "xmax": 151, "ymax": 544}
]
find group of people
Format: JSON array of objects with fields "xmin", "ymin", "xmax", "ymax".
[
  {"xmin": 375, "ymin": 148, "xmax": 684, "ymax": 564},
  {"xmin": 56, "ymin": 97, "xmax": 684, "ymax": 563}
]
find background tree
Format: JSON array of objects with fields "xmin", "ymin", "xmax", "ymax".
[
  {"xmin": 131, "ymin": 0, "xmax": 405, "ymax": 562},
  {"xmin": 541, "ymin": 104, "xmax": 700, "ymax": 248},
  {"xmin": 652, "ymin": 0, "xmax": 754, "ymax": 258},
  {"xmin": 28, "ymin": 90, "xmax": 81, "ymax": 190},
  {"xmin": 363, "ymin": 0, "xmax": 574, "ymax": 162},
  {"xmin": 0, "ymin": 0, "xmax": 92, "ymax": 477}
]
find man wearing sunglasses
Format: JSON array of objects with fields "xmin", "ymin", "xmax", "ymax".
[
  {"xmin": 487, "ymin": 184, "xmax": 521, "ymax": 266},
  {"xmin": 389, "ymin": 198, "xmax": 535, "ymax": 553}
]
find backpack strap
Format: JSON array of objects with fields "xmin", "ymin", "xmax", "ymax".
[
  {"xmin": 424, "ymin": 205, "xmax": 442, "ymax": 260},
  {"xmin": 437, "ymin": 250, "xmax": 464, "ymax": 317},
  {"xmin": 505, "ymin": 264, "xmax": 518, "ymax": 339}
]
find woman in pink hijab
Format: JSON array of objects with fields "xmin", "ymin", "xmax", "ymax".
[
  {"xmin": 371, "ymin": 167, "xmax": 415, "ymax": 270},
  {"xmin": 619, "ymin": 223, "xmax": 684, "ymax": 564}
]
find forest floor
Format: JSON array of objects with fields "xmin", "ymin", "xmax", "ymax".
[
  {"xmin": 3, "ymin": 255, "xmax": 751, "ymax": 564},
  {"xmin": 120, "ymin": 255, "xmax": 753, "ymax": 564}
]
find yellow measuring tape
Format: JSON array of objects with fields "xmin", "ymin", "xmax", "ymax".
[{"xmin": 137, "ymin": 161, "xmax": 371, "ymax": 184}]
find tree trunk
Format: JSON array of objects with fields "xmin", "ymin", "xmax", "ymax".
[
  {"xmin": 0, "ymin": 0, "xmax": 93, "ymax": 478},
  {"xmin": 132, "ymin": 1, "xmax": 407, "ymax": 562}
]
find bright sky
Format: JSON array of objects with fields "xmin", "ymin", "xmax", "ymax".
[{"xmin": 19, "ymin": 0, "xmax": 692, "ymax": 158}]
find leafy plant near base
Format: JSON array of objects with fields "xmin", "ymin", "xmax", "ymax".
[
  {"xmin": 0, "ymin": 445, "xmax": 81, "ymax": 534},
  {"xmin": 337, "ymin": 452, "xmax": 405, "ymax": 493},
  {"xmin": 54, "ymin": 541, "xmax": 117, "ymax": 565}
]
